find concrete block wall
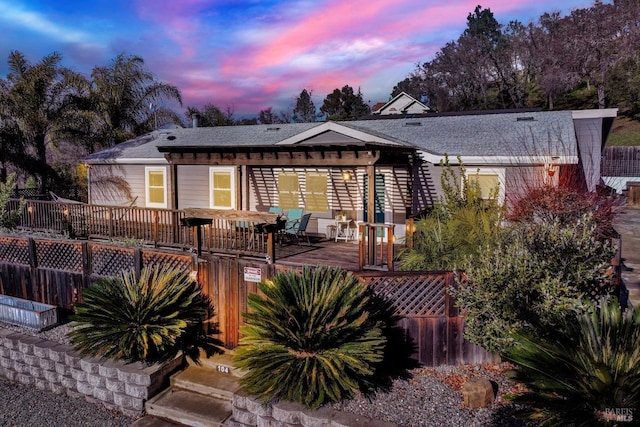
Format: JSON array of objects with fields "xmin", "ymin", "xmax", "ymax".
[
  {"xmin": 0, "ymin": 329, "xmax": 181, "ymax": 416},
  {"xmin": 228, "ymin": 390, "xmax": 396, "ymax": 427}
]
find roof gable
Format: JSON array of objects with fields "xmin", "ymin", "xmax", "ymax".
[
  {"xmin": 373, "ymin": 92, "xmax": 430, "ymax": 115},
  {"xmin": 275, "ymin": 121, "xmax": 404, "ymax": 147}
]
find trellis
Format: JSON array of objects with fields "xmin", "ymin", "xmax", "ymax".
[{"xmin": 0, "ymin": 236, "xmax": 195, "ymax": 310}]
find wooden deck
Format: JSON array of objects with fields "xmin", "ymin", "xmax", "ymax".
[{"xmin": 274, "ymin": 236, "xmax": 400, "ymax": 272}]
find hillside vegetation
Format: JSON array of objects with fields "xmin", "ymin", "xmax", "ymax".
[{"xmin": 608, "ymin": 117, "xmax": 640, "ymax": 147}]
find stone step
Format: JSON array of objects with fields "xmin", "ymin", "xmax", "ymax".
[
  {"xmin": 145, "ymin": 387, "xmax": 232, "ymax": 427},
  {"xmin": 197, "ymin": 351, "xmax": 246, "ymax": 378},
  {"xmin": 171, "ymin": 365, "xmax": 242, "ymax": 400}
]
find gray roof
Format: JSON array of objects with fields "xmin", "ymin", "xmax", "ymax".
[{"xmin": 83, "ymin": 110, "xmax": 578, "ymax": 164}]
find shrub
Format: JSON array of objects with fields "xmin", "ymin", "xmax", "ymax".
[
  {"xmin": 505, "ymin": 297, "xmax": 640, "ymax": 425},
  {"xmin": 233, "ymin": 266, "xmax": 393, "ymax": 409},
  {"xmin": 69, "ymin": 264, "xmax": 221, "ymax": 364},
  {"xmin": 399, "ymin": 155, "xmax": 503, "ymax": 271},
  {"xmin": 507, "ymin": 183, "xmax": 624, "ymax": 240},
  {"xmin": 0, "ymin": 173, "xmax": 24, "ymax": 229},
  {"xmin": 453, "ymin": 213, "xmax": 615, "ymax": 354}
]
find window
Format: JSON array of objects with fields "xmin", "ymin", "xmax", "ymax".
[
  {"xmin": 278, "ymin": 173, "xmax": 299, "ymax": 210},
  {"xmin": 210, "ymin": 167, "xmax": 236, "ymax": 209},
  {"xmin": 145, "ymin": 167, "xmax": 167, "ymax": 208},
  {"xmin": 465, "ymin": 168, "xmax": 504, "ymax": 203},
  {"xmin": 305, "ymin": 173, "xmax": 328, "ymax": 213}
]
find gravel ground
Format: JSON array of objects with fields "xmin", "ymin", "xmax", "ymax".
[
  {"xmin": 329, "ymin": 364, "xmax": 538, "ymax": 427},
  {"xmin": 1, "ymin": 321, "xmax": 538, "ymax": 427}
]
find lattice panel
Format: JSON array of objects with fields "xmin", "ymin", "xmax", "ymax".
[
  {"xmin": 90, "ymin": 244, "xmax": 135, "ymax": 277},
  {"xmin": 0, "ymin": 236, "xmax": 30, "ymax": 265},
  {"xmin": 142, "ymin": 250, "xmax": 193, "ymax": 274},
  {"xmin": 362, "ymin": 273, "xmax": 448, "ymax": 316},
  {"xmin": 35, "ymin": 240, "xmax": 84, "ymax": 272}
]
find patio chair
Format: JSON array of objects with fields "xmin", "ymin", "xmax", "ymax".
[
  {"xmin": 268, "ymin": 206, "xmax": 284, "ymax": 214},
  {"xmin": 283, "ymin": 208, "xmax": 303, "ymax": 231},
  {"xmin": 283, "ymin": 213, "xmax": 312, "ymax": 245}
]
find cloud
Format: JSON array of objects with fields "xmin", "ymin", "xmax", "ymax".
[{"xmin": 0, "ymin": 1, "xmax": 95, "ymax": 46}]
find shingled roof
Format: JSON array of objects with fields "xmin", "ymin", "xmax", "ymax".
[{"xmin": 83, "ymin": 110, "xmax": 582, "ymax": 164}]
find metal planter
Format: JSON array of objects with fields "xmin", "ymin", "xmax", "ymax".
[{"xmin": 0, "ymin": 295, "xmax": 58, "ymax": 331}]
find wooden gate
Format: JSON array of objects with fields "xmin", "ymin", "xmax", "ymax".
[{"xmin": 197, "ymin": 256, "xmax": 497, "ymax": 366}]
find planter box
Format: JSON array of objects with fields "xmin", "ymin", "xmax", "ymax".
[{"xmin": 0, "ymin": 295, "xmax": 58, "ymax": 331}]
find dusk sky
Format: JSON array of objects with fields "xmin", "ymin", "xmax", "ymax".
[{"xmin": 1, "ymin": 0, "xmax": 598, "ymax": 116}]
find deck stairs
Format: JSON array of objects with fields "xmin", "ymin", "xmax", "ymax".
[{"xmin": 138, "ymin": 352, "xmax": 244, "ymax": 427}]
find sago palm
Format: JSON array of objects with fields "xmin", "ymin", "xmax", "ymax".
[
  {"xmin": 505, "ymin": 297, "xmax": 640, "ymax": 425},
  {"xmin": 69, "ymin": 264, "xmax": 221, "ymax": 364},
  {"xmin": 234, "ymin": 266, "xmax": 388, "ymax": 409}
]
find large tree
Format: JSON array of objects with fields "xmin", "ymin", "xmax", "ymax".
[
  {"xmin": 319, "ymin": 85, "xmax": 370, "ymax": 121},
  {"xmin": 185, "ymin": 103, "xmax": 235, "ymax": 127},
  {"xmin": 292, "ymin": 89, "xmax": 317, "ymax": 122},
  {"xmin": 84, "ymin": 54, "xmax": 183, "ymax": 149},
  {"xmin": 0, "ymin": 51, "xmax": 86, "ymax": 190}
]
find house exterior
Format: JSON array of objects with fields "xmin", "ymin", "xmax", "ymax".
[
  {"xmin": 372, "ymin": 92, "xmax": 430, "ymax": 115},
  {"xmin": 83, "ymin": 108, "xmax": 617, "ymax": 241}
]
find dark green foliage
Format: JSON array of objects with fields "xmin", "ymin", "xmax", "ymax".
[
  {"xmin": 233, "ymin": 266, "xmax": 410, "ymax": 409},
  {"xmin": 292, "ymin": 89, "xmax": 317, "ymax": 123},
  {"xmin": 0, "ymin": 173, "xmax": 24, "ymax": 229},
  {"xmin": 319, "ymin": 85, "xmax": 371, "ymax": 121},
  {"xmin": 69, "ymin": 264, "xmax": 222, "ymax": 365},
  {"xmin": 453, "ymin": 213, "xmax": 615, "ymax": 354},
  {"xmin": 505, "ymin": 297, "xmax": 640, "ymax": 425}
]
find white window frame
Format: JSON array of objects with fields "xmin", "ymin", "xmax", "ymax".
[
  {"xmin": 145, "ymin": 166, "xmax": 167, "ymax": 208},
  {"xmin": 464, "ymin": 167, "xmax": 505, "ymax": 204},
  {"xmin": 209, "ymin": 166, "xmax": 236, "ymax": 210}
]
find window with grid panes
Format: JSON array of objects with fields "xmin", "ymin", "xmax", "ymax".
[
  {"xmin": 145, "ymin": 167, "xmax": 167, "ymax": 208},
  {"xmin": 278, "ymin": 173, "xmax": 299, "ymax": 210},
  {"xmin": 304, "ymin": 172, "xmax": 328, "ymax": 213}
]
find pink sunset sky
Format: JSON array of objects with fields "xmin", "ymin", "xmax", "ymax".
[{"xmin": 1, "ymin": 0, "xmax": 599, "ymax": 116}]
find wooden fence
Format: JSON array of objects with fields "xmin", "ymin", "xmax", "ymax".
[
  {"xmin": 197, "ymin": 254, "xmax": 497, "ymax": 366},
  {"xmin": 0, "ymin": 235, "xmax": 195, "ymax": 311},
  {"xmin": 0, "ymin": 235, "xmax": 495, "ymax": 366}
]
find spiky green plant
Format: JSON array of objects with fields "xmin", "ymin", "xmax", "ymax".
[
  {"xmin": 69, "ymin": 264, "xmax": 221, "ymax": 364},
  {"xmin": 234, "ymin": 266, "xmax": 388, "ymax": 409},
  {"xmin": 505, "ymin": 297, "xmax": 640, "ymax": 425},
  {"xmin": 399, "ymin": 155, "xmax": 503, "ymax": 271}
]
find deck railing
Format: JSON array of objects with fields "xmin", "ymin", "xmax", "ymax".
[
  {"xmin": 358, "ymin": 222, "xmax": 396, "ymax": 271},
  {"xmin": 8, "ymin": 199, "xmax": 278, "ymax": 260},
  {"xmin": 7, "ymin": 199, "xmax": 401, "ymax": 270}
]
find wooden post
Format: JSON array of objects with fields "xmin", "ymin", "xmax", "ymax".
[
  {"xmin": 108, "ymin": 207, "xmax": 114, "ymax": 239},
  {"xmin": 366, "ymin": 166, "xmax": 376, "ymax": 266},
  {"xmin": 406, "ymin": 218, "xmax": 414, "ymax": 249},
  {"xmin": 386, "ymin": 225, "xmax": 394, "ymax": 271},
  {"xmin": 358, "ymin": 223, "xmax": 365, "ymax": 271},
  {"xmin": 266, "ymin": 231, "xmax": 276, "ymax": 264},
  {"xmin": 153, "ymin": 210, "xmax": 159, "ymax": 247}
]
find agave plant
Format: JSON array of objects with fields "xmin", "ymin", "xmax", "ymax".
[
  {"xmin": 69, "ymin": 264, "xmax": 221, "ymax": 364},
  {"xmin": 233, "ymin": 266, "xmax": 389, "ymax": 409},
  {"xmin": 505, "ymin": 297, "xmax": 640, "ymax": 425}
]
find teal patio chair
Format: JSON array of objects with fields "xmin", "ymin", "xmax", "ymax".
[
  {"xmin": 282, "ymin": 208, "xmax": 304, "ymax": 243},
  {"xmin": 268, "ymin": 206, "xmax": 284, "ymax": 214},
  {"xmin": 284, "ymin": 213, "xmax": 311, "ymax": 245}
]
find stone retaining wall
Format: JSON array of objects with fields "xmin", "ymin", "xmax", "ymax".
[
  {"xmin": 228, "ymin": 390, "xmax": 396, "ymax": 427},
  {"xmin": 0, "ymin": 329, "xmax": 181, "ymax": 416}
]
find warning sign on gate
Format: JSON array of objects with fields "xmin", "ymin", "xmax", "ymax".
[{"xmin": 244, "ymin": 267, "xmax": 262, "ymax": 283}]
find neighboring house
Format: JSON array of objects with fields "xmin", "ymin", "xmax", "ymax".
[
  {"xmin": 83, "ymin": 108, "xmax": 617, "ymax": 240},
  {"xmin": 372, "ymin": 92, "xmax": 430, "ymax": 115}
]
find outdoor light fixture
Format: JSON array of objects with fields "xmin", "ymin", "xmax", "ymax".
[{"xmin": 342, "ymin": 170, "xmax": 353, "ymax": 182}]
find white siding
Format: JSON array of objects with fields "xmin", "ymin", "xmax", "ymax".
[{"xmin": 88, "ymin": 164, "xmax": 145, "ymax": 206}]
